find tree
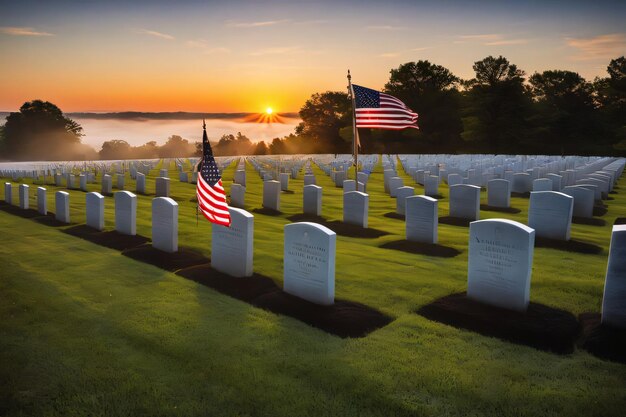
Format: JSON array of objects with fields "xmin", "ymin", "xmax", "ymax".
[
  {"xmin": 1, "ymin": 99, "xmax": 87, "ymax": 160},
  {"xmin": 269, "ymin": 137, "xmax": 286, "ymax": 154},
  {"xmin": 595, "ymin": 57, "xmax": 626, "ymax": 153},
  {"xmin": 99, "ymin": 140, "xmax": 132, "ymax": 160},
  {"xmin": 158, "ymin": 135, "xmax": 195, "ymax": 157},
  {"xmin": 295, "ymin": 91, "xmax": 351, "ymax": 152},
  {"xmin": 461, "ymin": 56, "xmax": 531, "ymax": 153},
  {"xmin": 253, "ymin": 141, "xmax": 268, "ymax": 155},
  {"xmin": 384, "ymin": 60, "xmax": 462, "ymax": 152},
  {"xmin": 529, "ymin": 70, "xmax": 598, "ymax": 154}
]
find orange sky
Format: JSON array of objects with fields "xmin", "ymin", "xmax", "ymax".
[{"xmin": 1, "ymin": 0, "xmax": 624, "ymax": 113}]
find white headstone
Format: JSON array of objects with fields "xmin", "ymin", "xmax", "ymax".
[
  {"xmin": 528, "ymin": 191, "xmax": 573, "ymax": 241},
  {"xmin": 532, "ymin": 178, "xmax": 552, "ymax": 192},
  {"xmin": 80, "ymin": 174, "xmax": 87, "ymax": 191},
  {"xmin": 303, "ymin": 174, "xmax": 316, "ymax": 186},
  {"xmin": 487, "ymin": 179, "xmax": 510, "ymax": 208},
  {"xmin": 3, "ymin": 183, "xmax": 11, "ymax": 204},
  {"xmin": 159, "ymin": 168, "xmax": 168, "ymax": 177},
  {"xmin": 115, "ymin": 191, "xmax": 137, "ymax": 236},
  {"xmin": 155, "ymin": 177, "xmax": 170, "ymax": 198},
  {"xmin": 343, "ymin": 191, "xmax": 368, "ymax": 228},
  {"xmin": 389, "ymin": 177, "xmax": 403, "ymax": 197},
  {"xmin": 283, "ymin": 222, "xmax": 336, "ymax": 305},
  {"xmin": 152, "ymin": 197, "xmax": 178, "ymax": 253},
  {"xmin": 234, "ymin": 170, "xmax": 246, "ymax": 186},
  {"xmin": 211, "ymin": 207, "xmax": 254, "ymax": 277},
  {"xmin": 230, "ymin": 184, "xmax": 245, "ymax": 208},
  {"xmin": 395, "ymin": 186, "xmax": 414, "ymax": 215},
  {"xmin": 19, "ymin": 184, "xmax": 29, "ymax": 210},
  {"xmin": 136, "ymin": 172, "xmax": 146, "ymax": 194},
  {"xmin": 343, "ymin": 180, "xmax": 356, "ymax": 193},
  {"xmin": 601, "ymin": 225, "xmax": 626, "ymax": 329},
  {"xmin": 424, "ymin": 175, "xmax": 439, "ymax": 197},
  {"xmin": 55, "ymin": 191, "xmax": 70, "ymax": 223},
  {"xmin": 280, "ymin": 172, "xmax": 289, "ymax": 191},
  {"xmin": 467, "ymin": 219, "xmax": 535, "ymax": 312},
  {"xmin": 406, "ymin": 195, "xmax": 438, "ymax": 244},
  {"xmin": 512, "ymin": 173, "xmax": 531, "ymax": 193},
  {"xmin": 562, "ymin": 186, "xmax": 594, "ymax": 218},
  {"xmin": 86, "ymin": 192, "xmax": 105, "ymax": 231},
  {"xmin": 449, "ymin": 184, "xmax": 481, "ymax": 220},
  {"xmin": 262, "ymin": 180, "xmax": 280, "ymax": 211},
  {"xmin": 101, "ymin": 174, "xmax": 112, "ymax": 195},
  {"xmin": 303, "ymin": 184, "xmax": 322, "ymax": 216},
  {"xmin": 37, "ymin": 187, "xmax": 47, "ymax": 215},
  {"xmin": 546, "ymin": 173, "xmax": 562, "ymax": 191},
  {"xmin": 447, "ymin": 173, "xmax": 463, "ymax": 186}
]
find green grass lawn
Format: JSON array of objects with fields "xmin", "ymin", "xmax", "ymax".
[{"xmin": 1, "ymin": 157, "xmax": 625, "ymax": 416}]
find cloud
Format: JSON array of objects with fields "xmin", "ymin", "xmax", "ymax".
[
  {"xmin": 485, "ymin": 39, "xmax": 528, "ymax": 46},
  {"xmin": 185, "ymin": 40, "xmax": 230, "ymax": 54},
  {"xmin": 136, "ymin": 29, "xmax": 174, "ymax": 40},
  {"xmin": 566, "ymin": 33, "xmax": 626, "ymax": 61},
  {"xmin": 411, "ymin": 47, "xmax": 430, "ymax": 52},
  {"xmin": 0, "ymin": 26, "xmax": 53, "ymax": 36},
  {"xmin": 379, "ymin": 52, "xmax": 400, "ymax": 58},
  {"xmin": 366, "ymin": 25, "xmax": 408, "ymax": 31},
  {"xmin": 250, "ymin": 46, "xmax": 301, "ymax": 56},
  {"xmin": 456, "ymin": 34, "xmax": 528, "ymax": 46},
  {"xmin": 226, "ymin": 19, "xmax": 290, "ymax": 28}
]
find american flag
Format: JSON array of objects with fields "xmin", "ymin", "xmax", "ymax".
[
  {"xmin": 197, "ymin": 122, "xmax": 231, "ymax": 227},
  {"xmin": 353, "ymin": 84, "xmax": 419, "ymax": 130}
]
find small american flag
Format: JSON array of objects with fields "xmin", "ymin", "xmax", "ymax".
[
  {"xmin": 353, "ymin": 84, "xmax": 419, "ymax": 130},
  {"xmin": 197, "ymin": 122, "xmax": 231, "ymax": 227}
]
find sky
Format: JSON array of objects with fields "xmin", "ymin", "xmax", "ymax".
[{"xmin": 1, "ymin": 0, "xmax": 625, "ymax": 113}]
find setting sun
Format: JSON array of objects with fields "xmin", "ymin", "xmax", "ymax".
[{"xmin": 266, "ymin": 107, "xmax": 273, "ymax": 115}]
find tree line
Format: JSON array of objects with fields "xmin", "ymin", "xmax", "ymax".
[{"xmin": 1, "ymin": 55, "xmax": 624, "ymax": 160}]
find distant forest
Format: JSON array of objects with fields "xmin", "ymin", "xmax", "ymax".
[{"xmin": 0, "ymin": 55, "xmax": 624, "ymax": 161}]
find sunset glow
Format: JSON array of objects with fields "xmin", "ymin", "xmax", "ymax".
[
  {"xmin": 0, "ymin": 1, "xmax": 624, "ymax": 113},
  {"xmin": 266, "ymin": 107, "xmax": 273, "ymax": 115}
]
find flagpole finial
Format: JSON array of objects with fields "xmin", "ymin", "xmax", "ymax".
[
  {"xmin": 202, "ymin": 118, "xmax": 206, "ymax": 130},
  {"xmin": 347, "ymin": 69, "xmax": 351, "ymax": 82}
]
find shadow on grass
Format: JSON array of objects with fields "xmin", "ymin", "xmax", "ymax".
[
  {"xmin": 281, "ymin": 190, "xmax": 295, "ymax": 194},
  {"xmin": 511, "ymin": 192, "xmax": 531, "ymax": 199},
  {"xmin": 416, "ymin": 292, "xmax": 579, "ymax": 354},
  {"xmin": 593, "ymin": 205, "xmax": 608, "ymax": 216},
  {"xmin": 439, "ymin": 216, "xmax": 472, "ymax": 227},
  {"xmin": 123, "ymin": 244, "xmax": 210, "ymax": 272},
  {"xmin": 383, "ymin": 212, "xmax": 405, "ymax": 220},
  {"xmin": 578, "ymin": 313, "xmax": 626, "ymax": 364},
  {"xmin": 33, "ymin": 213, "xmax": 70, "ymax": 227},
  {"xmin": 535, "ymin": 237, "xmax": 603, "ymax": 254},
  {"xmin": 286, "ymin": 214, "xmax": 389, "ymax": 238},
  {"xmin": 615, "ymin": 217, "xmax": 626, "ymax": 225},
  {"xmin": 0, "ymin": 203, "xmax": 41, "ymax": 219},
  {"xmin": 572, "ymin": 217, "xmax": 606, "ymax": 226},
  {"xmin": 63, "ymin": 225, "xmax": 149, "ymax": 251},
  {"xmin": 380, "ymin": 240, "xmax": 461, "ymax": 258},
  {"xmin": 177, "ymin": 264, "xmax": 393, "ymax": 338},
  {"xmin": 480, "ymin": 204, "xmax": 522, "ymax": 214},
  {"xmin": 252, "ymin": 207, "xmax": 282, "ymax": 216}
]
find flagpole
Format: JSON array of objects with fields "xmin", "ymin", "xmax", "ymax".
[{"xmin": 347, "ymin": 70, "xmax": 359, "ymax": 181}]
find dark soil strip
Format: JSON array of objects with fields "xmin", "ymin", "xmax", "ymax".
[
  {"xmin": 252, "ymin": 207, "xmax": 282, "ymax": 216},
  {"xmin": 593, "ymin": 205, "xmax": 608, "ymax": 217},
  {"xmin": 383, "ymin": 212, "xmax": 405, "ymax": 220},
  {"xmin": 123, "ymin": 244, "xmax": 210, "ymax": 272},
  {"xmin": 578, "ymin": 313, "xmax": 626, "ymax": 364},
  {"xmin": 286, "ymin": 214, "xmax": 389, "ymax": 238},
  {"xmin": 380, "ymin": 240, "xmax": 461, "ymax": 258},
  {"xmin": 614, "ymin": 217, "xmax": 626, "ymax": 225},
  {"xmin": 480, "ymin": 204, "xmax": 522, "ymax": 214},
  {"xmin": 572, "ymin": 217, "xmax": 606, "ymax": 226},
  {"xmin": 534, "ymin": 237, "xmax": 603, "ymax": 254},
  {"xmin": 63, "ymin": 225, "xmax": 149, "ymax": 251},
  {"xmin": 511, "ymin": 192, "xmax": 531, "ymax": 199},
  {"xmin": 416, "ymin": 292, "xmax": 579, "ymax": 354},
  {"xmin": 177, "ymin": 264, "xmax": 393, "ymax": 338},
  {"xmin": 439, "ymin": 216, "xmax": 472, "ymax": 227}
]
